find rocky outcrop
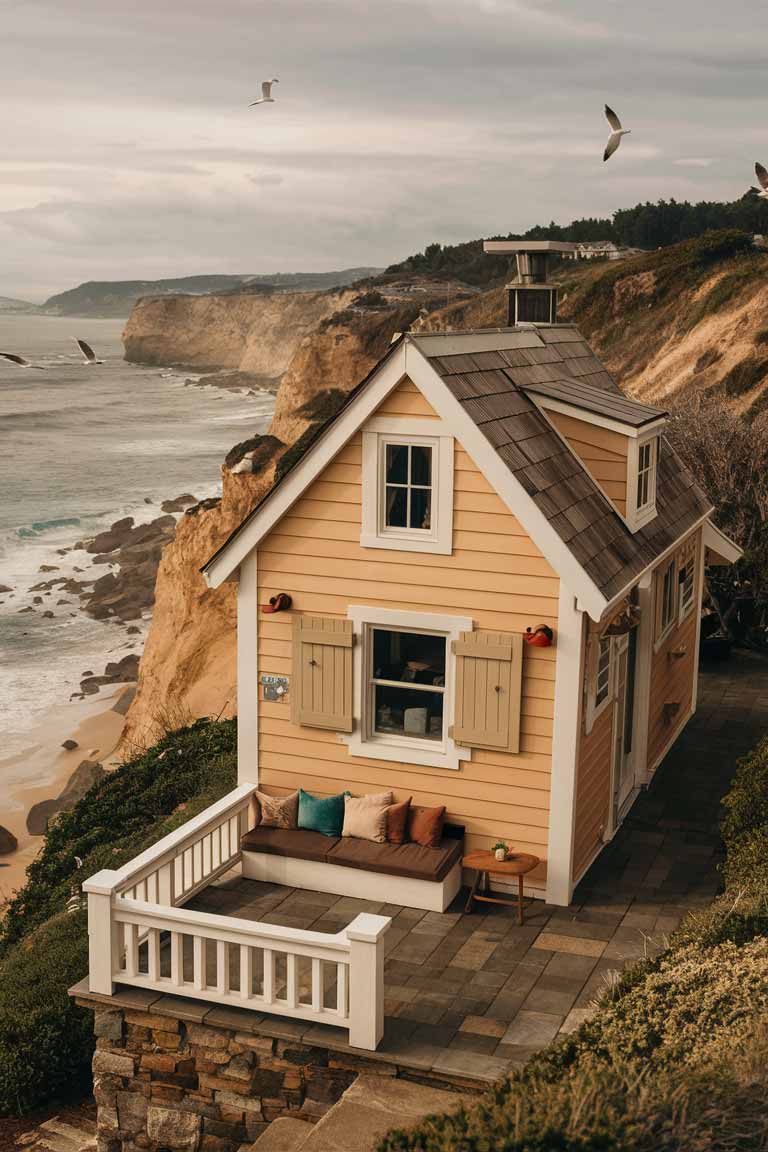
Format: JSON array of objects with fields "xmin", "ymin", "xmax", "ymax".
[{"xmin": 123, "ymin": 290, "xmax": 355, "ymax": 372}]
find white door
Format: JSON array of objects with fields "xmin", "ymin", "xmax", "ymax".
[{"xmin": 612, "ymin": 634, "xmax": 635, "ymax": 820}]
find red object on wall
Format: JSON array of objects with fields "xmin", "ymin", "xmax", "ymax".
[
  {"xmin": 524, "ymin": 625, "xmax": 553, "ymax": 648},
  {"xmin": 261, "ymin": 593, "xmax": 293, "ymax": 615}
]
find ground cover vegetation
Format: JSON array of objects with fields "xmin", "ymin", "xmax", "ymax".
[{"xmin": 0, "ymin": 718, "xmax": 237, "ymax": 1117}]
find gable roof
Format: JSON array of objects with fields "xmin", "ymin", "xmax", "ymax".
[{"xmin": 203, "ymin": 324, "xmax": 717, "ymax": 618}]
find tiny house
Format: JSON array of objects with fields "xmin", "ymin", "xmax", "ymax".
[{"xmin": 203, "ymin": 245, "xmax": 740, "ymax": 907}]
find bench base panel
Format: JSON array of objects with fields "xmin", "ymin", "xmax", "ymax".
[{"xmin": 241, "ymin": 850, "xmax": 462, "ymax": 913}]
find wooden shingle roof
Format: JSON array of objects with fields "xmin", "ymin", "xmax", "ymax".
[{"xmin": 411, "ymin": 326, "xmax": 711, "ymax": 602}]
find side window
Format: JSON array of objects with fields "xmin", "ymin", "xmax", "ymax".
[
  {"xmin": 585, "ymin": 634, "xmax": 613, "ymax": 733},
  {"xmin": 656, "ymin": 557, "xmax": 677, "ymax": 643},
  {"xmin": 678, "ymin": 539, "xmax": 697, "ymax": 622}
]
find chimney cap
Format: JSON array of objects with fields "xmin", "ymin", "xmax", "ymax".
[{"xmin": 484, "ymin": 240, "xmax": 577, "ymax": 255}]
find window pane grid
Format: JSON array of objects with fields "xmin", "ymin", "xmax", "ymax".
[
  {"xmin": 637, "ymin": 441, "xmax": 653, "ymax": 511},
  {"xmin": 383, "ymin": 442, "xmax": 433, "ymax": 532}
]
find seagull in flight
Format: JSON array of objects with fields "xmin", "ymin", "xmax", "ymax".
[
  {"xmin": 74, "ymin": 337, "xmax": 104, "ymax": 365},
  {"xmin": 250, "ymin": 78, "xmax": 279, "ymax": 105},
  {"xmin": 603, "ymin": 105, "xmax": 631, "ymax": 162},
  {"xmin": 754, "ymin": 162, "xmax": 768, "ymax": 200},
  {"xmin": 0, "ymin": 352, "xmax": 45, "ymax": 369}
]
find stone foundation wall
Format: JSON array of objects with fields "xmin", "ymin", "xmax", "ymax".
[{"xmin": 90, "ymin": 1007, "xmax": 361, "ymax": 1152}]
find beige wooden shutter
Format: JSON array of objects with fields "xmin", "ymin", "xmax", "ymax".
[
  {"xmin": 452, "ymin": 631, "xmax": 523, "ymax": 753},
  {"xmin": 291, "ymin": 615, "xmax": 354, "ymax": 732}
]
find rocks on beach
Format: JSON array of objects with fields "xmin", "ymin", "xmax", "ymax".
[
  {"xmin": 0, "ymin": 826, "xmax": 18, "ymax": 855},
  {"xmin": 27, "ymin": 758, "xmax": 106, "ymax": 836},
  {"xmin": 79, "ymin": 653, "xmax": 140, "ymax": 696},
  {"xmin": 62, "ymin": 739, "xmax": 79, "ymax": 751}
]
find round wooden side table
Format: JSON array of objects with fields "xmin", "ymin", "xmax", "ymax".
[{"xmin": 462, "ymin": 850, "xmax": 540, "ymax": 924}]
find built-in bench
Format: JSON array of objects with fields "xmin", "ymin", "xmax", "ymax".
[{"xmin": 240, "ymin": 822, "xmax": 465, "ymax": 913}]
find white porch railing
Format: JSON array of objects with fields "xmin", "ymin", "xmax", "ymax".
[{"xmin": 83, "ymin": 784, "xmax": 390, "ymax": 1050}]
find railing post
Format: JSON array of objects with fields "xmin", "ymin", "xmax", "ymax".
[
  {"xmin": 345, "ymin": 913, "xmax": 390, "ymax": 1050},
  {"xmin": 82, "ymin": 870, "xmax": 120, "ymax": 995}
]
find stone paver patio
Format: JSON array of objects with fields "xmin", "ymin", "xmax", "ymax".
[{"xmin": 186, "ymin": 651, "xmax": 768, "ymax": 1082}]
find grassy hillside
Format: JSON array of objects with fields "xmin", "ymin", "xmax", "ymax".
[{"xmin": 381, "ymin": 739, "xmax": 768, "ymax": 1151}]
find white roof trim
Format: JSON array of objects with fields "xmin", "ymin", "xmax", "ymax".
[
  {"xmin": 203, "ymin": 344, "xmax": 409, "ymax": 587},
  {"xmin": 703, "ymin": 520, "xmax": 743, "ymax": 565},
  {"xmin": 531, "ymin": 394, "xmax": 666, "ymax": 439}
]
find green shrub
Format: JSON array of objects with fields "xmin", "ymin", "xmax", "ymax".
[{"xmin": 0, "ymin": 911, "xmax": 92, "ymax": 1116}]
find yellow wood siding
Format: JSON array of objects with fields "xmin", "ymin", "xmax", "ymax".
[
  {"xmin": 255, "ymin": 377, "xmax": 558, "ymax": 861},
  {"xmin": 647, "ymin": 528, "xmax": 702, "ymax": 770},
  {"xmin": 547, "ymin": 410, "xmax": 629, "ymax": 518},
  {"xmin": 572, "ymin": 629, "xmax": 612, "ymax": 881}
]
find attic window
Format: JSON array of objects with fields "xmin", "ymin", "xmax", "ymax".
[
  {"xmin": 361, "ymin": 421, "xmax": 454, "ymax": 555},
  {"xmin": 627, "ymin": 434, "xmax": 658, "ymax": 532}
]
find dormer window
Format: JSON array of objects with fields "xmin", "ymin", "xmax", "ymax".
[
  {"xmin": 627, "ymin": 434, "xmax": 658, "ymax": 532},
  {"xmin": 361, "ymin": 419, "xmax": 454, "ymax": 554}
]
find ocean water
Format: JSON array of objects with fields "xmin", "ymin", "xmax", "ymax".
[{"xmin": 0, "ymin": 315, "xmax": 274, "ymax": 756}]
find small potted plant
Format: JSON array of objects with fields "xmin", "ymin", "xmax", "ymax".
[{"xmin": 492, "ymin": 841, "xmax": 509, "ymax": 862}]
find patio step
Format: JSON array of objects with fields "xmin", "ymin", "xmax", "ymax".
[
  {"xmin": 297, "ymin": 1073, "xmax": 464, "ymax": 1152},
  {"xmin": 245, "ymin": 1116, "xmax": 313, "ymax": 1151},
  {"xmin": 15, "ymin": 1116, "xmax": 97, "ymax": 1152}
]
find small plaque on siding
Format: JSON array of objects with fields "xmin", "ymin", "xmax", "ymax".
[{"xmin": 260, "ymin": 674, "xmax": 289, "ymax": 702}]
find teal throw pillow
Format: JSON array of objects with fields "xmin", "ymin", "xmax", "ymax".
[{"xmin": 297, "ymin": 788, "xmax": 350, "ymax": 837}]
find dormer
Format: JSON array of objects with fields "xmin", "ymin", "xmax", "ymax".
[{"xmin": 523, "ymin": 380, "xmax": 666, "ymax": 532}]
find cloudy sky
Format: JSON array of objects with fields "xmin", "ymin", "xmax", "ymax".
[{"xmin": 3, "ymin": 0, "xmax": 767, "ymax": 300}]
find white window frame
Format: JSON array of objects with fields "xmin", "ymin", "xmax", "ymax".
[
  {"xmin": 678, "ymin": 538, "xmax": 697, "ymax": 624},
  {"xmin": 655, "ymin": 556, "xmax": 677, "ymax": 648},
  {"xmin": 361, "ymin": 418, "xmax": 454, "ymax": 554},
  {"xmin": 626, "ymin": 434, "xmax": 658, "ymax": 532},
  {"xmin": 342, "ymin": 605, "xmax": 472, "ymax": 770},
  {"xmin": 585, "ymin": 633, "xmax": 614, "ymax": 734}
]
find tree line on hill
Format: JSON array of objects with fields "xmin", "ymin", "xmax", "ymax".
[{"xmin": 387, "ymin": 189, "xmax": 768, "ymax": 286}]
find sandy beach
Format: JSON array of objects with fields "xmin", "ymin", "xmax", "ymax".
[{"xmin": 0, "ymin": 685, "xmax": 131, "ymax": 901}]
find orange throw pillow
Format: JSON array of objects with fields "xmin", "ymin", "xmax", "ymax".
[
  {"xmin": 407, "ymin": 804, "xmax": 445, "ymax": 848},
  {"xmin": 386, "ymin": 798, "xmax": 412, "ymax": 845}
]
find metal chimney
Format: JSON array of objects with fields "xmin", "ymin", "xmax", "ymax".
[{"xmin": 483, "ymin": 240, "xmax": 576, "ymax": 325}]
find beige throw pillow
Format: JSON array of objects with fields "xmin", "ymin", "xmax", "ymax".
[
  {"xmin": 341, "ymin": 791, "xmax": 393, "ymax": 843},
  {"xmin": 255, "ymin": 790, "xmax": 299, "ymax": 829}
]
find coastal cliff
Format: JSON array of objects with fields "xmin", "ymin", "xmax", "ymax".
[{"xmin": 123, "ymin": 289, "xmax": 354, "ymax": 374}]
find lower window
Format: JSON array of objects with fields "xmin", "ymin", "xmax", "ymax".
[
  {"xmin": 369, "ymin": 627, "xmax": 446, "ymax": 742},
  {"xmin": 344, "ymin": 605, "xmax": 473, "ymax": 770}
]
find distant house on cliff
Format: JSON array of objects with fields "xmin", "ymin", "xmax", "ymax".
[{"xmin": 572, "ymin": 240, "xmax": 641, "ymax": 261}]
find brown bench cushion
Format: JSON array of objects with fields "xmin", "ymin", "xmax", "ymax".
[
  {"xmin": 325, "ymin": 836, "xmax": 462, "ymax": 882},
  {"xmin": 241, "ymin": 826, "xmax": 339, "ymax": 861}
]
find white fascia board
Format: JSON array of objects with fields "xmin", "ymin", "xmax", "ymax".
[
  {"xmin": 532, "ymin": 394, "xmax": 666, "ymax": 440},
  {"xmin": 702, "ymin": 520, "xmax": 743, "ymax": 565},
  {"xmin": 203, "ymin": 345, "xmax": 408, "ymax": 587},
  {"xmin": 404, "ymin": 345, "xmax": 609, "ymax": 620}
]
